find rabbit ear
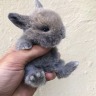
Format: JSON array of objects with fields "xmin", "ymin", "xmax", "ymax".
[
  {"xmin": 8, "ymin": 13, "xmax": 30, "ymax": 30},
  {"xmin": 35, "ymin": 0, "xmax": 43, "ymax": 8}
]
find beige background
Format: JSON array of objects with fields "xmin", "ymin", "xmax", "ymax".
[{"xmin": 0, "ymin": 0, "xmax": 96, "ymax": 96}]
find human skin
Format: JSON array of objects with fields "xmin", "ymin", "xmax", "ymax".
[{"xmin": 0, "ymin": 45, "xmax": 56, "ymax": 96}]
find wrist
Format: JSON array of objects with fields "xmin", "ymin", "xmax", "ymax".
[{"xmin": 12, "ymin": 84, "xmax": 37, "ymax": 96}]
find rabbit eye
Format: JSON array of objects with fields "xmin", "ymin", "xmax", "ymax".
[{"xmin": 40, "ymin": 26, "xmax": 49, "ymax": 32}]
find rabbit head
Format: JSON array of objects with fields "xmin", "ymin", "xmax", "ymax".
[{"xmin": 8, "ymin": 0, "xmax": 65, "ymax": 48}]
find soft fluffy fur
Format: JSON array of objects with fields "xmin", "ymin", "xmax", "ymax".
[{"xmin": 8, "ymin": 0, "xmax": 78, "ymax": 87}]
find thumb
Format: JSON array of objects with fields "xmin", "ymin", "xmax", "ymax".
[{"xmin": 0, "ymin": 45, "xmax": 50, "ymax": 70}]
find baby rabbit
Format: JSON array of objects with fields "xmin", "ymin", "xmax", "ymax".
[{"xmin": 8, "ymin": 0, "xmax": 78, "ymax": 87}]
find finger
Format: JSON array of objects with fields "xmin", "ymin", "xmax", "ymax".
[{"xmin": 45, "ymin": 72, "xmax": 56, "ymax": 81}]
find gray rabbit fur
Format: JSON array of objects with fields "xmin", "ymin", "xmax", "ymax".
[{"xmin": 8, "ymin": 0, "xmax": 79, "ymax": 87}]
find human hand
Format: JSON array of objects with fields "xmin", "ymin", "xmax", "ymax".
[{"xmin": 0, "ymin": 45, "xmax": 56, "ymax": 96}]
